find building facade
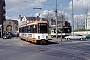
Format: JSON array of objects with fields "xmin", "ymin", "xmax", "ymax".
[
  {"xmin": 0, "ymin": 0, "xmax": 6, "ymax": 24},
  {"xmin": 85, "ymin": 11, "xmax": 90, "ymax": 30},
  {"xmin": 3, "ymin": 19, "xmax": 18, "ymax": 33},
  {"xmin": 18, "ymin": 15, "xmax": 47, "ymax": 27},
  {"xmin": 73, "ymin": 15, "xmax": 85, "ymax": 31},
  {"xmin": 18, "ymin": 15, "xmax": 70, "ymax": 30}
]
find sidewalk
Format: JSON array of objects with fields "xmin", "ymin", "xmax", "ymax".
[{"xmin": 0, "ymin": 38, "xmax": 4, "ymax": 41}]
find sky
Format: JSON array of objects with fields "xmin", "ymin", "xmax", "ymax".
[{"xmin": 5, "ymin": 0, "xmax": 90, "ymax": 20}]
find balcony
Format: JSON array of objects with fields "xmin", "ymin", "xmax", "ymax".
[
  {"xmin": 3, "ymin": 9, "xmax": 6, "ymax": 13},
  {"xmin": 3, "ymin": 0, "xmax": 6, "ymax": 6}
]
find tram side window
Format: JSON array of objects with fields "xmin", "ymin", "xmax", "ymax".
[
  {"xmin": 30, "ymin": 26, "xmax": 33, "ymax": 33},
  {"xmin": 20, "ymin": 27, "xmax": 22, "ymax": 33},
  {"xmin": 30, "ymin": 25, "xmax": 37, "ymax": 33},
  {"xmin": 22, "ymin": 27, "xmax": 24, "ymax": 33},
  {"xmin": 33, "ymin": 25, "xmax": 37, "ymax": 33},
  {"xmin": 23, "ymin": 27, "xmax": 25, "ymax": 33},
  {"xmin": 24, "ymin": 26, "xmax": 28, "ymax": 33},
  {"xmin": 27, "ymin": 26, "xmax": 31, "ymax": 33},
  {"xmin": 19, "ymin": 28, "xmax": 21, "ymax": 33}
]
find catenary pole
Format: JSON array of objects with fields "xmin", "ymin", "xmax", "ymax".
[
  {"xmin": 72, "ymin": 0, "xmax": 74, "ymax": 35},
  {"xmin": 55, "ymin": 0, "xmax": 58, "ymax": 38}
]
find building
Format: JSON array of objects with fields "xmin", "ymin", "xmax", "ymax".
[
  {"xmin": 0, "ymin": 0, "xmax": 6, "ymax": 24},
  {"xmin": 74, "ymin": 15, "xmax": 85, "ymax": 30},
  {"xmin": 18, "ymin": 15, "xmax": 47, "ymax": 27},
  {"xmin": 0, "ymin": 0, "xmax": 6, "ymax": 37},
  {"xmin": 85, "ymin": 11, "xmax": 90, "ymax": 30},
  {"xmin": 3, "ymin": 19, "xmax": 18, "ymax": 33},
  {"xmin": 18, "ymin": 15, "xmax": 71, "ymax": 28},
  {"xmin": 18, "ymin": 15, "xmax": 71, "ymax": 35},
  {"xmin": 50, "ymin": 19, "xmax": 71, "ymax": 28}
]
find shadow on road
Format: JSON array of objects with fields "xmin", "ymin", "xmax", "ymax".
[
  {"xmin": 20, "ymin": 38, "xmax": 58, "ymax": 45},
  {"xmin": 35, "ymin": 41, "xmax": 59, "ymax": 45},
  {"xmin": 47, "ymin": 41, "xmax": 59, "ymax": 45}
]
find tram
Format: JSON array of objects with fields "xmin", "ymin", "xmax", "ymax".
[{"xmin": 19, "ymin": 21, "xmax": 48, "ymax": 44}]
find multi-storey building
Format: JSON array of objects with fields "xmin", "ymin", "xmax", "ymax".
[
  {"xmin": 85, "ymin": 11, "xmax": 90, "ymax": 30},
  {"xmin": 0, "ymin": 0, "xmax": 6, "ymax": 24},
  {"xmin": 0, "ymin": 0, "xmax": 6, "ymax": 37},
  {"xmin": 75, "ymin": 16, "xmax": 85, "ymax": 30}
]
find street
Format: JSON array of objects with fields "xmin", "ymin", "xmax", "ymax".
[{"xmin": 0, "ymin": 38, "xmax": 90, "ymax": 60}]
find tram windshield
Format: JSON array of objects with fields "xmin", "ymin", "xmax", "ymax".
[{"xmin": 38, "ymin": 23, "xmax": 48, "ymax": 33}]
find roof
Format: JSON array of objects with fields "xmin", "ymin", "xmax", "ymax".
[
  {"xmin": 3, "ymin": 19, "xmax": 18, "ymax": 25},
  {"xmin": 11, "ymin": 20, "xmax": 18, "ymax": 25},
  {"xmin": 20, "ymin": 20, "xmax": 48, "ymax": 27},
  {"xmin": 26, "ymin": 17, "xmax": 37, "ymax": 21},
  {"xmin": 25, "ymin": 17, "xmax": 47, "ymax": 21}
]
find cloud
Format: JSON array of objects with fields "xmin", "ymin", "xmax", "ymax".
[
  {"xmin": 5, "ymin": 0, "xmax": 47, "ymax": 12},
  {"xmin": 6, "ymin": 16, "xmax": 18, "ymax": 20},
  {"xmin": 39, "ymin": 10, "xmax": 55, "ymax": 18},
  {"xmin": 68, "ymin": 0, "xmax": 90, "ymax": 10},
  {"xmin": 39, "ymin": 10, "xmax": 71, "ymax": 21}
]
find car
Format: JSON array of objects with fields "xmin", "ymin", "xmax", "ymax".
[
  {"xmin": 3, "ymin": 33, "xmax": 11, "ymax": 39},
  {"xmin": 86, "ymin": 34, "xmax": 90, "ymax": 39},
  {"xmin": 65, "ymin": 34, "xmax": 86, "ymax": 40}
]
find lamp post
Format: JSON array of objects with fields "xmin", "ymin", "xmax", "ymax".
[
  {"xmin": 72, "ymin": 0, "xmax": 74, "ymax": 35},
  {"xmin": 61, "ymin": 21, "xmax": 63, "ymax": 41}
]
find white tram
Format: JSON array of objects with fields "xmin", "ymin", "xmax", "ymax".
[{"xmin": 19, "ymin": 21, "xmax": 48, "ymax": 44}]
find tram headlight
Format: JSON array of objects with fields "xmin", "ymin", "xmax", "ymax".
[
  {"xmin": 46, "ymin": 36, "xmax": 48, "ymax": 39},
  {"xmin": 38, "ymin": 36, "xmax": 40, "ymax": 39}
]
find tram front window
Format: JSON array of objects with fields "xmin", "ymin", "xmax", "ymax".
[{"xmin": 38, "ymin": 23, "xmax": 48, "ymax": 33}]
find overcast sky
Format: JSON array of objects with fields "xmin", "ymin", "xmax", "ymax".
[{"xmin": 5, "ymin": 0, "xmax": 90, "ymax": 20}]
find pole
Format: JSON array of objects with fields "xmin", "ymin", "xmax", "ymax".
[
  {"xmin": 55, "ymin": 0, "xmax": 58, "ymax": 38},
  {"xmin": 61, "ymin": 21, "xmax": 63, "ymax": 41},
  {"xmin": 72, "ymin": 0, "xmax": 74, "ymax": 35},
  {"xmin": 77, "ymin": 16, "xmax": 79, "ymax": 31},
  {"xmin": 1, "ymin": 13, "xmax": 3, "ymax": 38}
]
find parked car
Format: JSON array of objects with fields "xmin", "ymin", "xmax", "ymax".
[
  {"xmin": 3, "ymin": 33, "xmax": 11, "ymax": 39},
  {"xmin": 86, "ymin": 34, "xmax": 90, "ymax": 39},
  {"xmin": 65, "ymin": 34, "xmax": 86, "ymax": 40}
]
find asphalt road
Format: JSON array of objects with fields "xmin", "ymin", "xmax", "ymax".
[{"xmin": 0, "ymin": 38, "xmax": 90, "ymax": 60}]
